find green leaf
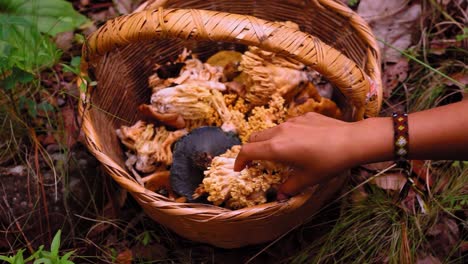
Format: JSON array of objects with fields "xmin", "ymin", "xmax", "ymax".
[
  {"xmin": 142, "ymin": 231, "xmax": 151, "ymax": 246},
  {"xmin": 1, "ymin": 0, "xmax": 89, "ymax": 36},
  {"xmin": 70, "ymin": 56, "xmax": 81, "ymax": 68},
  {"xmin": 79, "ymin": 81, "xmax": 87, "ymax": 93},
  {"xmin": 0, "ymin": 67, "xmax": 34, "ymax": 90},
  {"xmin": 12, "ymin": 249, "xmax": 24, "ymax": 264},
  {"xmin": 50, "ymin": 229, "xmax": 61, "ymax": 257},
  {"xmin": 73, "ymin": 33, "xmax": 85, "ymax": 44},
  {"xmin": 37, "ymin": 101, "xmax": 54, "ymax": 113},
  {"xmin": 60, "ymin": 251, "xmax": 74, "ymax": 261},
  {"xmin": 0, "ymin": 255, "xmax": 13, "ymax": 263},
  {"xmin": 33, "ymin": 258, "xmax": 52, "ymax": 264},
  {"xmin": 61, "ymin": 63, "xmax": 78, "ymax": 74},
  {"xmin": 0, "ymin": 15, "xmax": 60, "ymax": 72}
]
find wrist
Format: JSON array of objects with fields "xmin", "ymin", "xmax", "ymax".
[{"xmin": 349, "ymin": 117, "xmax": 394, "ymax": 166}]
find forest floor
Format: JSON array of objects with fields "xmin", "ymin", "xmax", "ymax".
[{"xmin": 0, "ymin": 0, "xmax": 467, "ymax": 263}]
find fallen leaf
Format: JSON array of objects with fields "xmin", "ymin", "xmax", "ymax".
[
  {"xmin": 444, "ymin": 72, "xmax": 468, "ymax": 89},
  {"xmin": 416, "ymin": 254, "xmax": 442, "ymax": 264},
  {"xmin": 132, "ymin": 243, "xmax": 168, "ymax": 261},
  {"xmin": 358, "ymin": 0, "xmax": 422, "ymax": 62},
  {"xmin": 372, "ymin": 172, "xmax": 407, "ymax": 191},
  {"xmin": 113, "ymin": 0, "xmax": 133, "ymax": 15},
  {"xmin": 461, "ymin": 241, "xmax": 468, "ymax": 253},
  {"xmin": 429, "ymin": 39, "xmax": 464, "ymax": 55},
  {"xmin": 54, "ymin": 31, "xmax": 74, "ymax": 52},
  {"xmin": 382, "ymin": 58, "xmax": 409, "ymax": 97},
  {"xmin": 40, "ymin": 133, "xmax": 57, "ymax": 146},
  {"xmin": 116, "ymin": 248, "xmax": 133, "ymax": 264},
  {"xmin": 134, "ymin": 0, "xmax": 169, "ymax": 12},
  {"xmin": 427, "ymin": 217, "xmax": 460, "ymax": 259},
  {"xmin": 351, "ymin": 185, "xmax": 368, "ymax": 203},
  {"xmin": 61, "ymin": 105, "xmax": 79, "ymax": 148}
]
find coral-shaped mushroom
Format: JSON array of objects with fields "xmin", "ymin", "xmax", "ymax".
[
  {"xmin": 233, "ymin": 94, "xmax": 287, "ymax": 143},
  {"xmin": 116, "ymin": 121, "xmax": 187, "ymax": 173},
  {"xmin": 240, "ymin": 45, "xmax": 309, "ymax": 105},
  {"xmin": 196, "ymin": 145, "xmax": 289, "ymax": 209}
]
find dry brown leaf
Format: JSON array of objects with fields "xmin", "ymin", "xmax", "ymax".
[
  {"xmin": 416, "ymin": 255, "xmax": 442, "ymax": 264},
  {"xmin": 382, "ymin": 58, "xmax": 409, "ymax": 97},
  {"xmin": 61, "ymin": 105, "xmax": 79, "ymax": 148},
  {"xmin": 116, "ymin": 248, "xmax": 133, "ymax": 264},
  {"xmin": 114, "ymin": 0, "xmax": 135, "ymax": 15},
  {"xmin": 132, "ymin": 243, "xmax": 168, "ymax": 261},
  {"xmin": 134, "ymin": 0, "xmax": 168, "ymax": 12},
  {"xmin": 54, "ymin": 31, "xmax": 74, "ymax": 52},
  {"xmin": 444, "ymin": 72, "xmax": 468, "ymax": 89},
  {"xmin": 427, "ymin": 217, "xmax": 460, "ymax": 259},
  {"xmin": 461, "ymin": 240, "xmax": 468, "ymax": 253},
  {"xmin": 372, "ymin": 172, "xmax": 407, "ymax": 191},
  {"xmin": 358, "ymin": 0, "xmax": 421, "ymax": 62},
  {"xmin": 429, "ymin": 39, "xmax": 465, "ymax": 55},
  {"xmin": 350, "ymin": 185, "xmax": 368, "ymax": 203}
]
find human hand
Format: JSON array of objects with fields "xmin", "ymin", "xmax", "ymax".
[{"xmin": 234, "ymin": 112, "xmax": 394, "ymax": 196}]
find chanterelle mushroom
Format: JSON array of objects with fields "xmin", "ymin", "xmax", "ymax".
[
  {"xmin": 287, "ymin": 83, "xmax": 342, "ymax": 119},
  {"xmin": 195, "ymin": 145, "xmax": 290, "ymax": 209},
  {"xmin": 116, "ymin": 121, "xmax": 187, "ymax": 173}
]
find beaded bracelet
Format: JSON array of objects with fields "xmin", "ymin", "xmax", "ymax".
[{"xmin": 392, "ymin": 112, "xmax": 409, "ymax": 164}]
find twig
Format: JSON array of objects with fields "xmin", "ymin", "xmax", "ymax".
[{"xmin": 31, "ymin": 129, "xmax": 52, "ymax": 244}]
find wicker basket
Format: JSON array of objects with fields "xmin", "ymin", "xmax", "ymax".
[{"xmin": 79, "ymin": 0, "xmax": 382, "ymax": 248}]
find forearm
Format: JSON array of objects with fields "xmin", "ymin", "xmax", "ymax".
[{"xmin": 352, "ymin": 100, "xmax": 468, "ymax": 165}]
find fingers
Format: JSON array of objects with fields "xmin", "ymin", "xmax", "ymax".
[
  {"xmin": 248, "ymin": 126, "xmax": 280, "ymax": 143},
  {"xmin": 234, "ymin": 141, "xmax": 277, "ymax": 171},
  {"xmin": 278, "ymin": 168, "xmax": 315, "ymax": 197}
]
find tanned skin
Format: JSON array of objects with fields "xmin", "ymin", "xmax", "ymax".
[{"xmin": 234, "ymin": 100, "xmax": 468, "ymax": 197}]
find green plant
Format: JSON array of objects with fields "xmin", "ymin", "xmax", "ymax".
[
  {"xmin": 0, "ymin": 0, "xmax": 87, "ymax": 73},
  {"xmin": 0, "ymin": 230, "xmax": 75, "ymax": 264},
  {"xmin": 347, "ymin": 0, "xmax": 359, "ymax": 7},
  {"xmin": 455, "ymin": 27, "xmax": 468, "ymax": 41}
]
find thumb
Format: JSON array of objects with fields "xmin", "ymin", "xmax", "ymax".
[{"xmin": 278, "ymin": 168, "xmax": 313, "ymax": 197}]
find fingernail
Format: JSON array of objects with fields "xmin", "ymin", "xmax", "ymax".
[{"xmin": 277, "ymin": 192, "xmax": 290, "ymax": 202}]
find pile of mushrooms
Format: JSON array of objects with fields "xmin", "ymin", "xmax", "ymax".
[{"xmin": 116, "ymin": 23, "xmax": 342, "ymax": 209}]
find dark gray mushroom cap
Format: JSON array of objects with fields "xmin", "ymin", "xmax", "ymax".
[{"xmin": 170, "ymin": 126, "xmax": 241, "ymax": 201}]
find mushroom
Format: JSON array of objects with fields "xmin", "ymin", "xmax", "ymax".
[
  {"xmin": 234, "ymin": 94, "xmax": 287, "ymax": 143},
  {"xmin": 287, "ymin": 83, "xmax": 342, "ymax": 119},
  {"xmin": 170, "ymin": 127, "xmax": 241, "ymax": 201},
  {"xmin": 240, "ymin": 45, "xmax": 309, "ymax": 105},
  {"xmin": 116, "ymin": 121, "xmax": 188, "ymax": 173},
  {"xmin": 195, "ymin": 145, "xmax": 289, "ymax": 209},
  {"xmin": 206, "ymin": 50, "xmax": 243, "ymax": 81}
]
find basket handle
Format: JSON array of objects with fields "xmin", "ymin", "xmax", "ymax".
[{"xmin": 83, "ymin": 8, "xmax": 380, "ymax": 119}]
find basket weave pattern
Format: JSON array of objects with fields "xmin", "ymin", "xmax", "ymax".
[{"xmin": 79, "ymin": 0, "xmax": 382, "ymax": 248}]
